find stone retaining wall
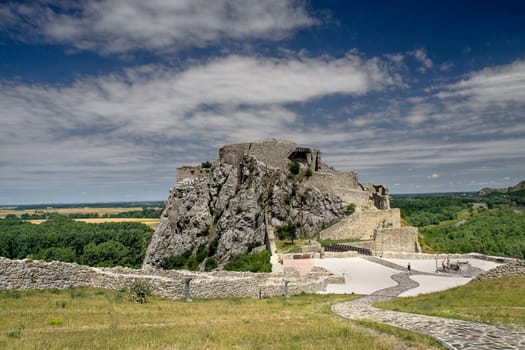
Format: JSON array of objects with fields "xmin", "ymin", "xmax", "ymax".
[
  {"xmin": 319, "ymin": 209, "xmax": 402, "ymax": 241},
  {"xmin": 0, "ymin": 258, "xmax": 326, "ymax": 299},
  {"xmin": 373, "ymin": 227, "xmax": 419, "ymax": 253},
  {"xmin": 473, "ymin": 260, "xmax": 525, "ymax": 281}
]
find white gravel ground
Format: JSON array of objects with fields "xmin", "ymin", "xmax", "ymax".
[{"xmin": 313, "ymin": 257, "xmax": 504, "ymax": 296}]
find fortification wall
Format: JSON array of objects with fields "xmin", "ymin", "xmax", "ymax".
[
  {"xmin": 219, "ymin": 140, "xmax": 297, "ymax": 170},
  {"xmin": 372, "ymin": 227, "xmax": 419, "ymax": 253},
  {"xmin": 319, "ymin": 209, "xmax": 402, "ymax": 240},
  {"xmin": 0, "ymin": 258, "xmax": 325, "ymax": 298},
  {"xmin": 176, "ymin": 166, "xmax": 212, "ymax": 183}
]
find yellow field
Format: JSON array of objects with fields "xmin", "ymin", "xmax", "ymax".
[
  {"xmin": 26, "ymin": 218, "xmax": 160, "ymax": 229},
  {"xmin": 0, "ymin": 207, "xmax": 146, "ymax": 218}
]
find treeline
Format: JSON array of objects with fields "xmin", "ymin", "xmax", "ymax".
[
  {"xmin": 9, "ymin": 201, "xmax": 164, "ymax": 210},
  {"xmin": 391, "ymin": 194, "xmax": 475, "ymax": 227},
  {"xmin": 0, "ymin": 218, "xmax": 153, "ymax": 268},
  {"xmin": 5, "ymin": 207, "xmax": 163, "ymax": 220},
  {"xmin": 483, "ymin": 189, "xmax": 525, "ymax": 208},
  {"xmin": 420, "ymin": 208, "xmax": 525, "ymax": 259}
]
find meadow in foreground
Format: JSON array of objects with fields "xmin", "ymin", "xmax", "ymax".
[{"xmin": 0, "ymin": 288, "xmax": 442, "ymax": 350}]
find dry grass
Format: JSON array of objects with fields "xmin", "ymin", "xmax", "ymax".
[{"xmin": 0, "ymin": 288, "xmax": 444, "ymax": 350}]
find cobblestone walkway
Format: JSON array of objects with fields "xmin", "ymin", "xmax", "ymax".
[{"xmin": 333, "ymin": 272, "xmax": 525, "ymax": 349}]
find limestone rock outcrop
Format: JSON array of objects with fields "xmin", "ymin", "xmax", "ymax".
[{"xmin": 143, "ymin": 140, "xmax": 396, "ymax": 270}]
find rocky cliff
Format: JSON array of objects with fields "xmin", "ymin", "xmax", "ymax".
[{"xmin": 143, "ymin": 140, "xmax": 389, "ymax": 270}]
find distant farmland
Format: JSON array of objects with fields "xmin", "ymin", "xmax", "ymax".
[
  {"xmin": 28, "ymin": 217, "xmax": 160, "ymax": 228},
  {"xmin": 0, "ymin": 207, "xmax": 144, "ymax": 217},
  {"xmin": 0, "ymin": 206, "xmax": 161, "ymax": 229}
]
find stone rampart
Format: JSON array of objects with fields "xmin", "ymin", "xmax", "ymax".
[
  {"xmin": 176, "ymin": 166, "xmax": 212, "ymax": 183},
  {"xmin": 372, "ymin": 227, "xmax": 419, "ymax": 253},
  {"xmin": 0, "ymin": 258, "xmax": 325, "ymax": 299},
  {"xmin": 319, "ymin": 209, "xmax": 402, "ymax": 241},
  {"xmin": 219, "ymin": 140, "xmax": 297, "ymax": 170},
  {"xmin": 307, "ymin": 170, "xmax": 365, "ymax": 205}
]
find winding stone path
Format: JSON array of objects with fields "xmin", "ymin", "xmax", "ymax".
[{"xmin": 332, "ymin": 271, "xmax": 525, "ymax": 349}]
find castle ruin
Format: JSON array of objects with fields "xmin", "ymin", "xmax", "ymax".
[{"xmin": 144, "ymin": 139, "xmax": 419, "ymax": 270}]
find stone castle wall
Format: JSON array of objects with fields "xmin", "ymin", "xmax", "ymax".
[
  {"xmin": 319, "ymin": 209, "xmax": 402, "ymax": 241},
  {"xmin": 307, "ymin": 170, "xmax": 365, "ymax": 205},
  {"xmin": 219, "ymin": 140, "xmax": 297, "ymax": 170},
  {"xmin": 0, "ymin": 258, "xmax": 326, "ymax": 299},
  {"xmin": 372, "ymin": 227, "xmax": 420, "ymax": 253},
  {"xmin": 176, "ymin": 166, "xmax": 212, "ymax": 183}
]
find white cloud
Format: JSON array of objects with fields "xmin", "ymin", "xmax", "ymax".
[
  {"xmin": 440, "ymin": 59, "xmax": 525, "ymax": 105},
  {"xmin": 412, "ymin": 49, "xmax": 433, "ymax": 72},
  {"xmin": 0, "ymin": 0, "xmax": 316, "ymax": 53},
  {"xmin": 427, "ymin": 173, "xmax": 440, "ymax": 179},
  {"xmin": 0, "ymin": 52, "xmax": 397, "ymax": 191}
]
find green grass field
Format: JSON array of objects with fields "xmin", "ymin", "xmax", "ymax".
[
  {"xmin": 375, "ymin": 276, "xmax": 525, "ymax": 328},
  {"xmin": 0, "ymin": 288, "xmax": 442, "ymax": 350}
]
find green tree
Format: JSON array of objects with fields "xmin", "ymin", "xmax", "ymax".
[{"xmin": 276, "ymin": 221, "xmax": 298, "ymax": 244}]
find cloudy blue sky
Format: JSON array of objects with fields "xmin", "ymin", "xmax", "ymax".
[{"xmin": 1, "ymin": 0, "xmax": 524, "ymax": 204}]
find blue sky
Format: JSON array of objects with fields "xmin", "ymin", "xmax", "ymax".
[{"xmin": 1, "ymin": 0, "xmax": 524, "ymax": 204}]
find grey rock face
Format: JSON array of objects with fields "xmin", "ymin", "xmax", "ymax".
[{"xmin": 143, "ymin": 154, "xmax": 347, "ymax": 270}]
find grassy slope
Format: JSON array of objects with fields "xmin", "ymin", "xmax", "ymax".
[
  {"xmin": 375, "ymin": 276, "xmax": 525, "ymax": 328},
  {"xmin": 0, "ymin": 288, "xmax": 442, "ymax": 350}
]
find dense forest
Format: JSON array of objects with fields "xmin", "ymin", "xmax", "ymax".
[
  {"xmin": 419, "ymin": 208, "xmax": 525, "ymax": 259},
  {"xmin": 391, "ymin": 187, "xmax": 525, "ymax": 259},
  {"xmin": 0, "ymin": 218, "xmax": 153, "ymax": 268}
]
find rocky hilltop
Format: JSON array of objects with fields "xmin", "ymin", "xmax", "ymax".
[
  {"xmin": 143, "ymin": 140, "xmax": 398, "ymax": 270},
  {"xmin": 480, "ymin": 180, "xmax": 525, "ymax": 196}
]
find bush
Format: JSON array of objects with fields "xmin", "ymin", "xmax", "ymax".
[
  {"xmin": 346, "ymin": 203, "xmax": 356, "ymax": 214},
  {"xmin": 201, "ymin": 161, "xmax": 212, "ymax": 169},
  {"xmin": 161, "ymin": 247, "xmax": 194, "ymax": 270},
  {"xmin": 288, "ymin": 161, "xmax": 300, "ymax": 175},
  {"xmin": 128, "ymin": 281, "xmax": 151, "ymax": 304},
  {"xmin": 224, "ymin": 250, "xmax": 271, "ymax": 273},
  {"xmin": 276, "ymin": 221, "xmax": 298, "ymax": 244},
  {"xmin": 204, "ymin": 257, "xmax": 218, "ymax": 271}
]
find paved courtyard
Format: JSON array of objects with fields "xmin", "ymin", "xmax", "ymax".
[{"xmin": 301, "ymin": 256, "xmax": 524, "ymax": 349}]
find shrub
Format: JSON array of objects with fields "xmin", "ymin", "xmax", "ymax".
[
  {"xmin": 161, "ymin": 247, "xmax": 194, "ymax": 269},
  {"xmin": 224, "ymin": 250, "xmax": 271, "ymax": 273},
  {"xmin": 246, "ymin": 241, "xmax": 263, "ymax": 252},
  {"xmin": 128, "ymin": 281, "xmax": 151, "ymax": 304},
  {"xmin": 208, "ymin": 237, "xmax": 219, "ymax": 257},
  {"xmin": 201, "ymin": 161, "xmax": 212, "ymax": 169},
  {"xmin": 204, "ymin": 257, "xmax": 218, "ymax": 271},
  {"xmin": 196, "ymin": 243, "xmax": 208, "ymax": 263},
  {"xmin": 276, "ymin": 221, "xmax": 298, "ymax": 244},
  {"xmin": 346, "ymin": 203, "xmax": 356, "ymax": 214},
  {"xmin": 289, "ymin": 161, "xmax": 300, "ymax": 175}
]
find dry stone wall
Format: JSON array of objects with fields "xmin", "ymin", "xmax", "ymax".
[
  {"xmin": 319, "ymin": 209, "xmax": 402, "ymax": 240},
  {"xmin": 473, "ymin": 260, "xmax": 525, "ymax": 281},
  {"xmin": 0, "ymin": 258, "xmax": 326, "ymax": 299},
  {"xmin": 372, "ymin": 227, "xmax": 419, "ymax": 253}
]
